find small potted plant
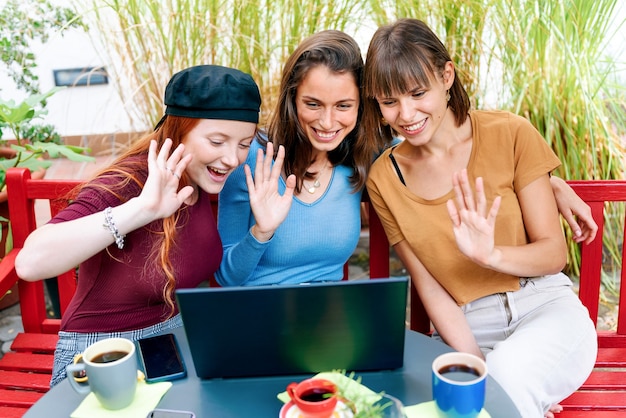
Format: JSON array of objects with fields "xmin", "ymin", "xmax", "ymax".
[{"xmin": 0, "ymin": 87, "xmax": 94, "ymax": 309}]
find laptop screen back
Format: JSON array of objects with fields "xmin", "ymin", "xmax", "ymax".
[{"xmin": 175, "ymin": 278, "xmax": 408, "ymax": 379}]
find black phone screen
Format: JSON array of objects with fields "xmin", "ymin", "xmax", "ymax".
[{"xmin": 138, "ymin": 333, "xmax": 186, "ymax": 382}]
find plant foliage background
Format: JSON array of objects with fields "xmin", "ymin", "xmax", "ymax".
[
  {"xmin": 0, "ymin": 0, "xmax": 85, "ymax": 95},
  {"xmin": 77, "ymin": 0, "xmax": 625, "ymax": 178},
  {"xmin": 73, "ymin": 0, "xmax": 624, "ymax": 302},
  {"xmin": 83, "ymin": 0, "xmax": 371, "ymax": 127}
]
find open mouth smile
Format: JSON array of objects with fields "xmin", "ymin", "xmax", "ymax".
[
  {"xmin": 313, "ymin": 128, "xmax": 340, "ymax": 141},
  {"xmin": 401, "ymin": 119, "xmax": 426, "ymax": 134},
  {"xmin": 208, "ymin": 166, "xmax": 229, "ymax": 178}
]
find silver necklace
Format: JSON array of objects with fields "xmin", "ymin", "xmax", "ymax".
[{"xmin": 304, "ymin": 160, "xmax": 329, "ymax": 194}]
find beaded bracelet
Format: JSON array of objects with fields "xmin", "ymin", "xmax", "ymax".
[{"xmin": 103, "ymin": 206, "xmax": 125, "ymax": 250}]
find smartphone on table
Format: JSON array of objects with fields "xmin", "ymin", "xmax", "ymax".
[
  {"xmin": 137, "ymin": 333, "xmax": 186, "ymax": 382},
  {"xmin": 146, "ymin": 409, "xmax": 196, "ymax": 418}
]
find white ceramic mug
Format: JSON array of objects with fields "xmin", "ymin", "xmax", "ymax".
[{"xmin": 66, "ymin": 337, "xmax": 138, "ymax": 410}]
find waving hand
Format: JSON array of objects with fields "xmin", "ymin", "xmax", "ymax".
[
  {"xmin": 245, "ymin": 142, "xmax": 297, "ymax": 242},
  {"xmin": 446, "ymin": 169, "xmax": 501, "ymax": 268},
  {"xmin": 139, "ymin": 138, "xmax": 194, "ymax": 219}
]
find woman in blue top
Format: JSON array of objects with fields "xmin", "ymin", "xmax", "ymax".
[
  {"xmin": 216, "ymin": 30, "xmax": 367, "ymax": 285},
  {"xmin": 216, "ymin": 30, "xmax": 598, "ymax": 287}
]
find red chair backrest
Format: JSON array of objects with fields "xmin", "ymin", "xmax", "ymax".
[
  {"xmin": 568, "ymin": 180, "xmax": 626, "ymax": 348},
  {"xmin": 6, "ymin": 167, "xmax": 81, "ymax": 333}
]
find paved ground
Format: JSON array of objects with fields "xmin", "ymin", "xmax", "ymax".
[{"xmin": 0, "ymin": 303, "xmax": 22, "ymax": 357}]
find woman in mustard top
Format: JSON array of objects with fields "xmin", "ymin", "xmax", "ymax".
[{"xmin": 363, "ymin": 19, "xmax": 597, "ymax": 418}]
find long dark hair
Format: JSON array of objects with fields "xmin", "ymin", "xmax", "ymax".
[
  {"xmin": 362, "ymin": 18, "xmax": 471, "ymax": 150},
  {"xmin": 264, "ymin": 30, "xmax": 369, "ymax": 192}
]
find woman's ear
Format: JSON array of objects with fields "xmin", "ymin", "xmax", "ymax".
[{"xmin": 442, "ymin": 61, "xmax": 455, "ymax": 89}]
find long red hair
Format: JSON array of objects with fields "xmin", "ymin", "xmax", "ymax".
[{"xmin": 81, "ymin": 115, "xmax": 200, "ymax": 318}]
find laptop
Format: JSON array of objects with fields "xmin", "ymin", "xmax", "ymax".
[{"xmin": 175, "ymin": 277, "xmax": 408, "ymax": 379}]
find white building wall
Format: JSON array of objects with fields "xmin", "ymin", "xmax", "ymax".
[{"xmin": 0, "ymin": 25, "xmax": 136, "ymax": 140}]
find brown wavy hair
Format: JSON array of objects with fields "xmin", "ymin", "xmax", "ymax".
[
  {"xmin": 81, "ymin": 115, "xmax": 199, "ymax": 318},
  {"xmin": 263, "ymin": 30, "xmax": 371, "ymax": 193},
  {"xmin": 362, "ymin": 18, "xmax": 471, "ymax": 151}
]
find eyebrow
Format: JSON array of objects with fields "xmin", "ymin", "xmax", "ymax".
[{"xmin": 300, "ymin": 95, "xmax": 357, "ymax": 103}]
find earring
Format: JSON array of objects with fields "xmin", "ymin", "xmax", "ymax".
[
  {"xmin": 446, "ymin": 90, "xmax": 451, "ymax": 102},
  {"xmin": 381, "ymin": 117, "xmax": 388, "ymax": 126}
]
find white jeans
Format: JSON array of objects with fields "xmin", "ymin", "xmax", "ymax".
[{"xmin": 436, "ymin": 273, "xmax": 597, "ymax": 418}]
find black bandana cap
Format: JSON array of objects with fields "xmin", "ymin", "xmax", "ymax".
[{"xmin": 155, "ymin": 65, "xmax": 261, "ymax": 130}]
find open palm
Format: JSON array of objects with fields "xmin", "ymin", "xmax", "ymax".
[
  {"xmin": 446, "ymin": 170, "xmax": 501, "ymax": 267},
  {"xmin": 140, "ymin": 138, "xmax": 194, "ymax": 220},
  {"xmin": 245, "ymin": 142, "xmax": 296, "ymax": 237}
]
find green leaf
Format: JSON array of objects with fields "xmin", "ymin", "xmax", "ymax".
[
  {"xmin": 0, "ymin": 87, "xmax": 63, "ymax": 125},
  {"xmin": 27, "ymin": 142, "xmax": 95, "ymax": 162},
  {"xmin": 0, "ymin": 156, "xmax": 20, "ymax": 171},
  {"xmin": 14, "ymin": 158, "xmax": 52, "ymax": 172}
]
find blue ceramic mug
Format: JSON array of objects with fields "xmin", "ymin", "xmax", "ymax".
[{"xmin": 432, "ymin": 352, "xmax": 488, "ymax": 418}]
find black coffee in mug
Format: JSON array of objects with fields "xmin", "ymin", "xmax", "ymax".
[
  {"xmin": 92, "ymin": 350, "xmax": 129, "ymax": 364},
  {"xmin": 439, "ymin": 364, "xmax": 481, "ymax": 382},
  {"xmin": 300, "ymin": 388, "xmax": 334, "ymax": 402}
]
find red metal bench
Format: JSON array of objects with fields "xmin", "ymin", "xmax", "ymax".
[
  {"xmin": 0, "ymin": 168, "xmax": 81, "ymax": 417},
  {"xmin": 558, "ymin": 181, "xmax": 626, "ymax": 417}
]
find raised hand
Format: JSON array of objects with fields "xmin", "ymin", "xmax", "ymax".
[
  {"xmin": 140, "ymin": 138, "xmax": 194, "ymax": 219},
  {"xmin": 446, "ymin": 169, "xmax": 501, "ymax": 267},
  {"xmin": 245, "ymin": 142, "xmax": 296, "ymax": 242}
]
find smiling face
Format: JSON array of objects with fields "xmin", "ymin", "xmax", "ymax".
[
  {"xmin": 295, "ymin": 66, "xmax": 359, "ymax": 157},
  {"xmin": 375, "ymin": 62, "xmax": 454, "ymax": 147},
  {"xmin": 182, "ymin": 118, "xmax": 256, "ymax": 194}
]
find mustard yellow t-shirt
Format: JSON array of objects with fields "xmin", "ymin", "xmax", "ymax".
[{"xmin": 366, "ymin": 110, "xmax": 562, "ymax": 305}]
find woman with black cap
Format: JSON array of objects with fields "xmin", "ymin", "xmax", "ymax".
[{"xmin": 15, "ymin": 64, "xmax": 291, "ymax": 386}]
